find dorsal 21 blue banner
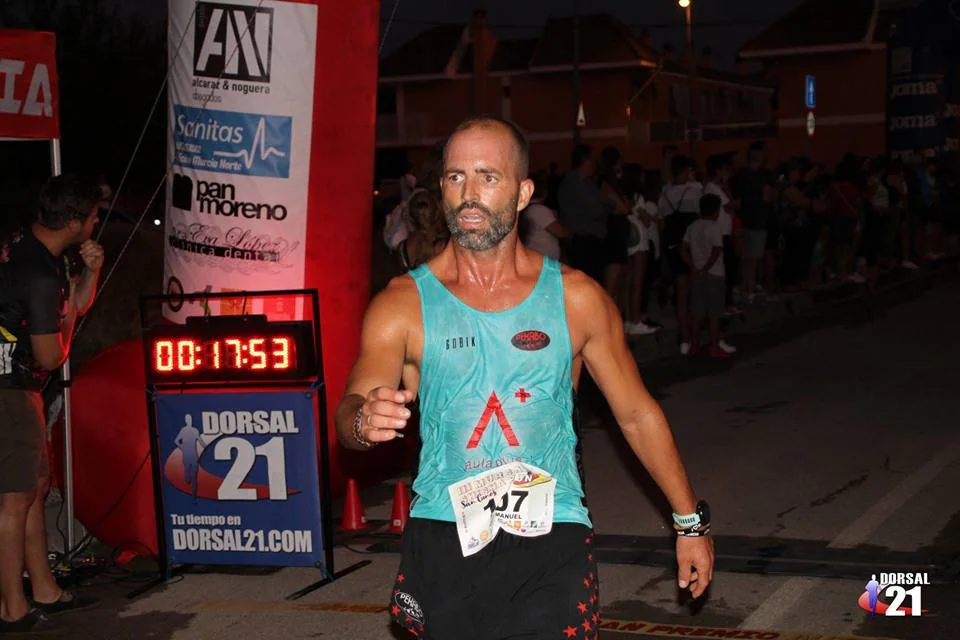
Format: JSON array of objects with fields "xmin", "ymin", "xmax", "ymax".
[{"xmin": 154, "ymin": 390, "xmax": 325, "ymax": 568}]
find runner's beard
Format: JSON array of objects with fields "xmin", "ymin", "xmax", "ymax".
[{"xmin": 444, "ymin": 197, "xmax": 518, "ymax": 252}]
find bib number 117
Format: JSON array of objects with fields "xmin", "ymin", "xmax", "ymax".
[
  {"xmin": 214, "ymin": 437, "xmax": 287, "ymax": 500},
  {"xmin": 483, "ymin": 490, "xmax": 528, "ymax": 514}
]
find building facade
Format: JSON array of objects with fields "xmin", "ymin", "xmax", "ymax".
[
  {"xmin": 738, "ymin": 0, "xmax": 942, "ymax": 165},
  {"xmin": 376, "ymin": 13, "xmax": 776, "ymax": 180}
]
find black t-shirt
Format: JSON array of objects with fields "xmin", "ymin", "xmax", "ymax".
[
  {"xmin": 0, "ymin": 229, "xmax": 69, "ymax": 390},
  {"xmin": 732, "ymin": 167, "xmax": 774, "ymax": 231}
]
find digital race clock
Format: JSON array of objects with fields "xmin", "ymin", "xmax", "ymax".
[{"xmin": 144, "ymin": 315, "xmax": 317, "ymax": 384}]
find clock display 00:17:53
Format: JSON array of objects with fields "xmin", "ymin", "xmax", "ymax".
[{"xmin": 152, "ymin": 336, "xmax": 296, "ymax": 373}]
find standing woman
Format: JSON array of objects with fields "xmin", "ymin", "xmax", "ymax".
[
  {"xmin": 620, "ymin": 164, "xmax": 659, "ymax": 335},
  {"xmin": 396, "ymin": 189, "xmax": 449, "ymax": 272},
  {"xmin": 703, "ymin": 154, "xmax": 741, "ymax": 313},
  {"xmin": 777, "ymin": 159, "xmax": 817, "ymax": 288},
  {"xmin": 597, "ymin": 146, "xmax": 632, "ymax": 302},
  {"xmin": 519, "ymin": 173, "xmax": 568, "ymax": 261},
  {"xmin": 828, "ymin": 158, "xmax": 864, "ymax": 283},
  {"xmin": 659, "ymin": 154, "xmax": 703, "ymax": 355},
  {"xmin": 862, "ymin": 156, "xmax": 889, "ymax": 289}
]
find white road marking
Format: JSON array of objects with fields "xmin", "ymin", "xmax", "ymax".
[{"xmin": 740, "ymin": 433, "xmax": 960, "ymax": 630}]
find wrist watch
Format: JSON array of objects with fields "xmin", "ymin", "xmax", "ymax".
[
  {"xmin": 352, "ymin": 408, "xmax": 375, "ymax": 449},
  {"xmin": 672, "ymin": 500, "xmax": 711, "ymax": 535}
]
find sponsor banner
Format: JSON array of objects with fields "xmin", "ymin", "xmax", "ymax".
[
  {"xmin": 164, "ymin": 0, "xmax": 317, "ymax": 321},
  {"xmin": 0, "ymin": 29, "xmax": 59, "ymax": 139},
  {"xmin": 154, "ymin": 390, "xmax": 325, "ymax": 567},
  {"xmin": 887, "ymin": 44, "xmax": 945, "ymax": 158},
  {"xmin": 939, "ymin": 62, "xmax": 960, "ymax": 154}
]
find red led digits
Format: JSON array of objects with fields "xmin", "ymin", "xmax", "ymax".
[
  {"xmin": 225, "ymin": 338, "xmax": 243, "ymax": 368},
  {"xmin": 272, "ymin": 337, "xmax": 291, "ymax": 369},
  {"xmin": 150, "ymin": 332, "xmax": 301, "ymax": 378},
  {"xmin": 155, "ymin": 340, "xmax": 174, "ymax": 372},
  {"xmin": 176, "ymin": 340, "xmax": 197, "ymax": 371},
  {"xmin": 249, "ymin": 338, "xmax": 267, "ymax": 370}
]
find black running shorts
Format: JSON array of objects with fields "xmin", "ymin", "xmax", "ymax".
[
  {"xmin": 0, "ymin": 390, "xmax": 49, "ymax": 493},
  {"xmin": 390, "ymin": 518, "xmax": 600, "ymax": 640}
]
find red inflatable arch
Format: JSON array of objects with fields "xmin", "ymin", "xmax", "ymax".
[{"xmin": 61, "ymin": 0, "xmax": 399, "ymax": 555}]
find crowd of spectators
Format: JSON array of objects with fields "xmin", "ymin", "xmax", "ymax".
[{"xmin": 382, "ymin": 139, "xmax": 960, "ymax": 358}]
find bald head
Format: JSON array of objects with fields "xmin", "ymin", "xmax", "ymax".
[{"xmin": 443, "ymin": 116, "xmax": 530, "ymax": 180}]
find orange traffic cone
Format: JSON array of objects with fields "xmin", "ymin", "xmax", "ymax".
[
  {"xmin": 341, "ymin": 478, "xmax": 367, "ymax": 531},
  {"xmin": 387, "ymin": 481, "xmax": 411, "ymax": 534}
]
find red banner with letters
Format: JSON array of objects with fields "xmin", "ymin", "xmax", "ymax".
[{"xmin": 0, "ymin": 29, "xmax": 60, "ymax": 139}]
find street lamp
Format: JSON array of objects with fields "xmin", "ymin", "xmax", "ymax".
[
  {"xmin": 678, "ymin": 0, "xmax": 697, "ymax": 155},
  {"xmin": 573, "ymin": 0, "xmax": 581, "ymax": 145}
]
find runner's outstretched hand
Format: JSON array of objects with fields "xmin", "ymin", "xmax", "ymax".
[{"xmin": 360, "ymin": 387, "xmax": 415, "ymax": 443}]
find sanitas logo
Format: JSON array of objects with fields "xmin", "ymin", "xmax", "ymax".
[
  {"xmin": 194, "ymin": 2, "xmax": 273, "ymax": 83},
  {"xmin": 172, "ymin": 174, "xmax": 288, "ymax": 222},
  {"xmin": 173, "ymin": 105, "xmax": 291, "ymax": 179}
]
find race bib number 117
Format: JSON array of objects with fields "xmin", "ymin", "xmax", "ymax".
[{"xmin": 448, "ymin": 461, "xmax": 556, "ymax": 557}]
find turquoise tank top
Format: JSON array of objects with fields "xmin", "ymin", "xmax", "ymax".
[{"xmin": 407, "ymin": 256, "xmax": 592, "ymax": 527}]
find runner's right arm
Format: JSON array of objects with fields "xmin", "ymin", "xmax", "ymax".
[{"xmin": 335, "ymin": 279, "xmax": 415, "ymax": 450}]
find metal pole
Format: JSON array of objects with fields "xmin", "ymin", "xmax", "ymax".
[
  {"xmin": 573, "ymin": 0, "xmax": 581, "ymax": 145},
  {"xmin": 49, "ymin": 138, "xmax": 76, "ymax": 555},
  {"xmin": 686, "ymin": 4, "xmax": 698, "ymax": 157}
]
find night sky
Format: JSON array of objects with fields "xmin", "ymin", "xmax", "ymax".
[{"xmin": 120, "ymin": 0, "xmax": 808, "ymax": 69}]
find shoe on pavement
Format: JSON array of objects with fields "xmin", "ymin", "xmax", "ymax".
[
  {"xmin": 32, "ymin": 590, "xmax": 100, "ymax": 617},
  {"xmin": 625, "ymin": 321, "xmax": 658, "ymax": 336},
  {"xmin": 901, "ymin": 260, "xmax": 919, "ymax": 270},
  {"xmin": 680, "ymin": 342, "xmax": 691, "ymax": 356},
  {"xmin": 848, "ymin": 273, "xmax": 867, "ymax": 284},
  {"xmin": 718, "ymin": 340, "xmax": 737, "ymax": 354},
  {"xmin": 0, "ymin": 609, "xmax": 66, "ymax": 635}
]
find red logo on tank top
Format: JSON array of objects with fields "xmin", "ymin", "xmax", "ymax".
[
  {"xmin": 466, "ymin": 392, "xmax": 521, "ymax": 448},
  {"xmin": 511, "ymin": 330, "xmax": 550, "ymax": 351}
]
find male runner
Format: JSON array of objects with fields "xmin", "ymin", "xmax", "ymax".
[{"xmin": 335, "ymin": 117, "xmax": 714, "ymax": 639}]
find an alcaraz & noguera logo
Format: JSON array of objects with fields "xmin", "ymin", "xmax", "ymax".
[
  {"xmin": 171, "ymin": 174, "xmax": 287, "ymax": 222},
  {"xmin": 194, "ymin": 2, "xmax": 273, "ymax": 83},
  {"xmin": 173, "ymin": 104, "xmax": 291, "ymax": 178}
]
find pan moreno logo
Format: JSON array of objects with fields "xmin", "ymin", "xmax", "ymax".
[
  {"xmin": 171, "ymin": 174, "xmax": 288, "ymax": 222},
  {"xmin": 173, "ymin": 104, "xmax": 291, "ymax": 179}
]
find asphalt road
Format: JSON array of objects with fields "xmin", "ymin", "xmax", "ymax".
[{"xmin": 52, "ymin": 274, "xmax": 960, "ymax": 639}]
